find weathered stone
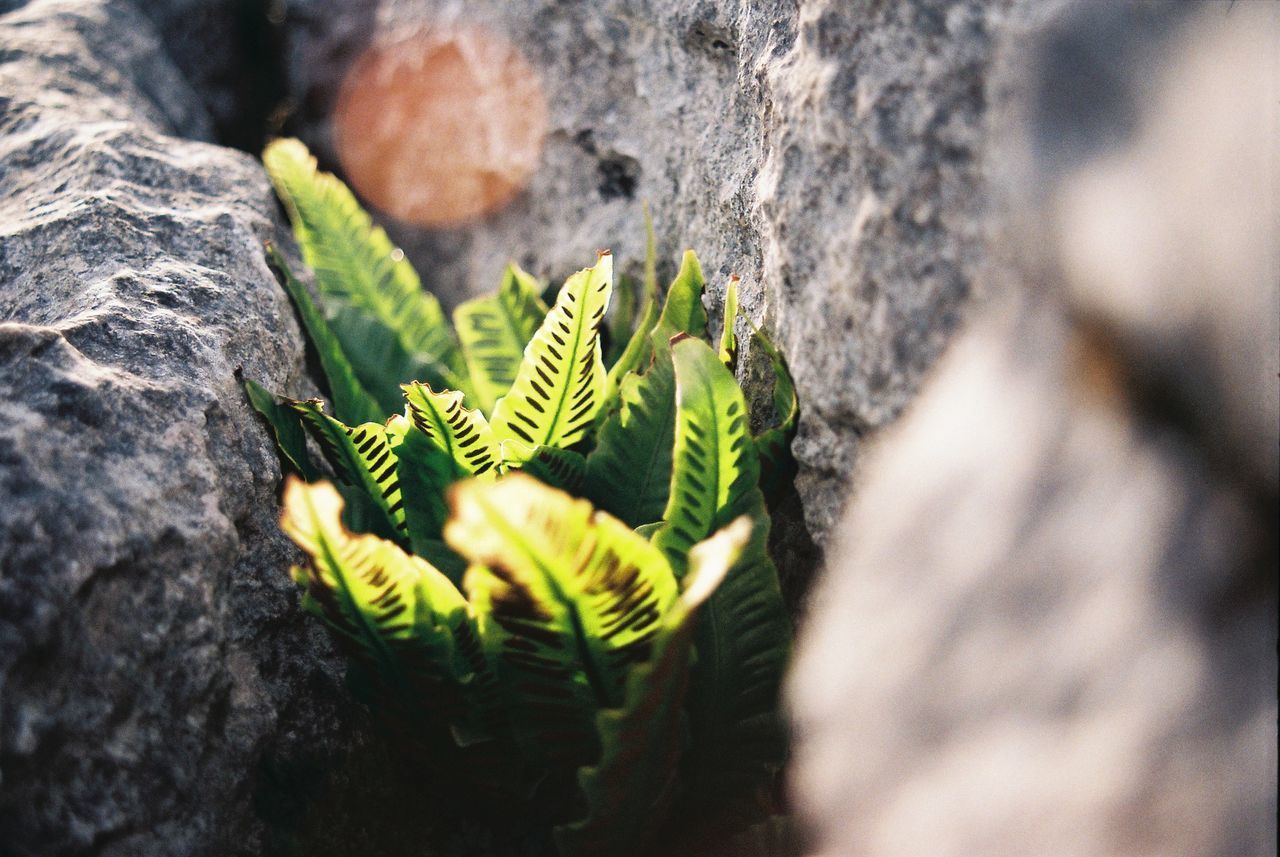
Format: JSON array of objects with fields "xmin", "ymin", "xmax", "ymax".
[
  {"xmin": 787, "ymin": 4, "xmax": 1278, "ymax": 854},
  {"xmin": 278, "ymin": 0, "xmax": 1024, "ymax": 559},
  {"xmin": 0, "ymin": 2, "xmax": 383, "ymax": 854}
]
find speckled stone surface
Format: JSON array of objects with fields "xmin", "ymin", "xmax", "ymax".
[{"xmin": 0, "ymin": 2, "xmax": 383, "ymax": 854}]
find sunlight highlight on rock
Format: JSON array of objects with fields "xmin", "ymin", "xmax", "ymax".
[{"xmin": 333, "ymin": 26, "xmax": 546, "ymax": 228}]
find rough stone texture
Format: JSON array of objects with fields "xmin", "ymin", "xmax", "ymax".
[
  {"xmin": 787, "ymin": 4, "xmax": 1278, "ymax": 855},
  {"xmin": 0, "ymin": 2, "xmax": 397, "ymax": 854},
  {"xmin": 278, "ymin": 0, "xmax": 1027, "ymax": 556}
]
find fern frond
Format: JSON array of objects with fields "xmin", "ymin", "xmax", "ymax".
[
  {"xmin": 454, "ymin": 263, "xmax": 548, "ymax": 414},
  {"xmin": 555, "ymin": 517, "xmax": 749, "ymax": 857},
  {"xmin": 281, "ymin": 477, "xmax": 482, "ymax": 728},
  {"xmin": 244, "ymin": 378, "xmax": 320, "ymax": 481},
  {"xmin": 402, "ymin": 382, "xmax": 499, "ymax": 478},
  {"xmin": 444, "ymin": 474, "xmax": 680, "ymax": 769},
  {"xmin": 718, "ymin": 275, "xmax": 740, "ymax": 370},
  {"xmin": 651, "ymin": 337, "xmax": 791, "ymax": 825},
  {"xmin": 291, "ymin": 399, "xmax": 407, "ymax": 544},
  {"xmin": 490, "ymin": 252, "xmax": 613, "ymax": 464},
  {"xmin": 264, "ymin": 245, "xmax": 383, "ymax": 425},
  {"xmin": 263, "ymin": 138, "xmax": 469, "ymax": 404}
]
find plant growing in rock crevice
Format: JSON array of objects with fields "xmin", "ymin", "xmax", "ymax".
[{"xmin": 246, "ymin": 139, "xmax": 799, "ymax": 854}]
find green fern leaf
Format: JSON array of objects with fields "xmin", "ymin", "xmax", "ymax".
[
  {"xmin": 281, "ymin": 477, "xmax": 483, "ymax": 728},
  {"xmin": 581, "ymin": 340, "xmax": 677, "ymax": 528},
  {"xmin": 490, "ymin": 252, "xmax": 613, "ymax": 463},
  {"xmin": 402, "ymin": 382, "xmax": 499, "ymax": 478},
  {"xmin": 582, "ymin": 251, "xmax": 711, "ymax": 525},
  {"xmin": 652, "ymin": 337, "xmax": 791, "ymax": 824},
  {"xmin": 244, "ymin": 378, "xmax": 320, "ymax": 481},
  {"xmin": 555, "ymin": 517, "xmax": 750, "ymax": 857},
  {"xmin": 653, "ymin": 250, "xmax": 708, "ymax": 345},
  {"xmin": 750, "ymin": 325, "xmax": 799, "ymax": 507},
  {"xmin": 454, "ymin": 263, "xmax": 548, "ymax": 414},
  {"xmin": 382, "ymin": 414, "xmax": 455, "ymax": 559},
  {"xmin": 718, "ymin": 275, "xmax": 740, "ymax": 370},
  {"xmin": 262, "ymin": 138, "xmax": 469, "ymax": 403},
  {"xmin": 444, "ymin": 474, "xmax": 679, "ymax": 770},
  {"xmin": 600, "ymin": 248, "xmax": 706, "ymax": 424},
  {"xmin": 599, "ymin": 211, "xmax": 662, "ymax": 415},
  {"xmin": 264, "ymin": 245, "xmax": 383, "ymax": 426},
  {"xmin": 652, "ymin": 336, "xmax": 756, "ymax": 572},
  {"xmin": 291, "ymin": 399, "xmax": 407, "ymax": 544}
]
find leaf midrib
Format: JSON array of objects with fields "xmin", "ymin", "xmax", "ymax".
[
  {"xmin": 472, "ymin": 492, "xmax": 612, "ymax": 708},
  {"xmin": 539, "ymin": 275, "xmax": 594, "ymax": 448}
]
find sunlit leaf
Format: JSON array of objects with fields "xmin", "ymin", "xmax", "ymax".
[
  {"xmin": 291, "ymin": 399, "xmax": 407, "ymax": 544},
  {"xmin": 556, "ymin": 517, "xmax": 750, "ymax": 857},
  {"xmin": 490, "ymin": 253, "xmax": 613, "ymax": 463},
  {"xmin": 444, "ymin": 474, "xmax": 679, "ymax": 770},
  {"xmin": 281, "ymin": 477, "xmax": 484, "ymax": 728},
  {"xmin": 402, "ymin": 382, "xmax": 499, "ymax": 478},
  {"xmin": 652, "ymin": 337, "xmax": 791, "ymax": 824}
]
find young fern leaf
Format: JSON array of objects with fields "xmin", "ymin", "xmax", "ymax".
[
  {"xmin": 490, "ymin": 252, "xmax": 613, "ymax": 464},
  {"xmin": 750, "ymin": 326, "xmax": 799, "ymax": 507},
  {"xmin": 582, "ymin": 252, "xmax": 710, "ymax": 526},
  {"xmin": 402, "ymin": 382, "xmax": 499, "ymax": 478},
  {"xmin": 262, "ymin": 138, "xmax": 469, "ymax": 401},
  {"xmin": 718, "ymin": 275, "xmax": 740, "ymax": 370},
  {"xmin": 292, "ymin": 399, "xmax": 408, "ymax": 544},
  {"xmin": 244, "ymin": 378, "xmax": 320, "ymax": 481},
  {"xmin": 444, "ymin": 474, "xmax": 679, "ymax": 770},
  {"xmin": 555, "ymin": 517, "xmax": 751, "ymax": 857},
  {"xmin": 652, "ymin": 337, "xmax": 791, "ymax": 823},
  {"xmin": 281, "ymin": 477, "xmax": 482, "ymax": 727},
  {"xmin": 264, "ymin": 245, "xmax": 383, "ymax": 426},
  {"xmin": 653, "ymin": 250, "xmax": 709, "ymax": 344},
  {"xmin": 454, "ymin": 264, "xmax": 548, "ymax": 414},
  {"xmin": 601, "ymin": 248, "xmax": 707, "ymax": 417}
]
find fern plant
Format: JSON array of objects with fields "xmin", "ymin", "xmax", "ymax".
[{"xmin": 247, "ymin": 139, "xmax": 800, "ymax": 854}]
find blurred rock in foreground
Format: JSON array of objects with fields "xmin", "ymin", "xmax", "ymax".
[{"xmin": 787, "ymin": 3, "xmax": 1278, "ymax": 855}]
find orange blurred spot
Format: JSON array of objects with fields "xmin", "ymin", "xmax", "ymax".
[{"xmin": 333, "ymin": 26, "xmax": 546, "ymax": 228}]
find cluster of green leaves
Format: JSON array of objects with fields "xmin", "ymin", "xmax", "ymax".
[{"xmin": 247, "ymin": 139, "xmax": 799, "ymax": 854}]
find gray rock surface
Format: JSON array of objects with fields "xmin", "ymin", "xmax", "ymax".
[
  {"xmin": 0, "ymin": 2, "xmax": 397, "ymax": 854},
  {"xmin": 787, "ymin": 4, "xmax": 1278, "ymax": 855},
  {"xmin": 278, "ymin": 0, "xmax": 1026, "ymax": 555}
]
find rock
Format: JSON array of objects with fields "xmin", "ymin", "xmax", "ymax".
[
  {"xmin": 132, "ymin": 0, "xmax": 283, "ymax": 151},
  {"xmin": 0, "ymin": 2, "xmax": 391, "ymax": 854},
  {"xmin": 787, "ymin": 4, "xmax": 1278, "ymax": 855},
  {"xmin": 276, "ymin": 0, "xmax": 1027, "ymax": 558}
]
